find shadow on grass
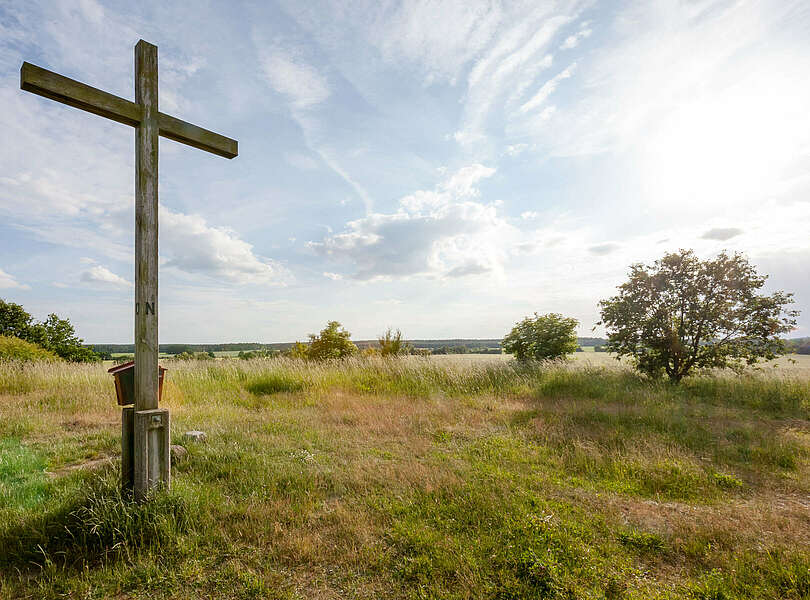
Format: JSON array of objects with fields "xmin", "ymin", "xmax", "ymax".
[{"xmin": 0, "ymin": 468, "xmax": 196, "ymax": 573}]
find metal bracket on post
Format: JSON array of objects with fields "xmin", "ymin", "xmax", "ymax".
[{"xmin": 134, "ymin": 408, "xmax": 170, "ymax": 500}]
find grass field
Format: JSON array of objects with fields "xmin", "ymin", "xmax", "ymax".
[{"xmin": 2, "ymin": 356, "xmax": 810, "ymax": 599}]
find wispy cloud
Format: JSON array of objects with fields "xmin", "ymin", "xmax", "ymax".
[
  {"xmin": 701, "ymin": 227, "xmax": 743, "ymax": 241},
  {"xmin": 0, "ymin": 267, "xmax": 30, "ymax": 290},
  {"xmin": 588, "ymin": 242, "xmax": 620, "ymax": 255},
  {"xmin": 519, "ymin": 63, "xmax": 576, "ymax": 114},
  {"xmin": 259, "ymin": 48, "xmax": 330, "ymax": 110},
  {"xmin": 559, "ymin": 21, "xmax": 592, "ymax": 50}
]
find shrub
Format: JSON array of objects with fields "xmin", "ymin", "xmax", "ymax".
[
  {"xmin": 175, "ymin": 351, "xmax": 215, "ymax": 360},
  {"xmin": 502, "ymin": 313, "xmax": 579, "ymax": 361},
  {"xmin": 378, "ymin": 328, "xmax": 412, "ymax": 357},
  {"xmin": 307, "ymin": 321, "xmax": 358, "ymax": 360},
  {"xmin": 0, "ymin": 335, "xmax": 59, "ymax": 362},
  {"xmin": 285, "ymin": 341, "xmax": 310, "ymax": 359}
]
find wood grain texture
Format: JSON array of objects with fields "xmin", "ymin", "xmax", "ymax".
[
  {"xmin": 159, "ymin": 112, "xmax": 237, "ymax": 158},
  {"xmin": 19, "ymin": 63, "xmax": 238, "ymax": 158},
  {"xmin": 20, "ymin": 62, "xmax": 142, "ymax": 126},
  {"xmin": 133, "ymin": 408, "xmax": 170, "ymax": 500},
  {"xmin": 134, "ymin": 39, "xmax": 159, "ymax": 413}
]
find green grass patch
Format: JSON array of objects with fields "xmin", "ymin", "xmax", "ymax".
[
  {"xmin": 0, "ymin": 438, "xmax": 49, "ymax": 511},
  {"xmin": 2, "ymin": 357, "xmax": 810, "ymax": 598},
  {"xmin": 0, "ymin": 470, "xmax": 198, "ymax": 571},
  {"xmin": 246, "ymin": 371, "xmax": 306, "ymax": 395}
]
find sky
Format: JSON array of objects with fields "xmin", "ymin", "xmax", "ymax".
[{"xmin": 0, "ymin": 0, "xmax": 809, "ymax": 344}]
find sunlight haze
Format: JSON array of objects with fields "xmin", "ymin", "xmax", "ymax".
[{"xmin": 1, "ymin": 0, "xmax": 808, "ymax": 343}]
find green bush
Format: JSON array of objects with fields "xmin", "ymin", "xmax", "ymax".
[
  {"xmin": 502, "ymin": 313, "xmax": 579, "ymax": 361},
  {"xmin": 0, "ymin": 335, "xmax": 59, "ymax": 362},
  {"xmin": 307, "ymin": 321, "xmax": 358, "ymax": 360}
]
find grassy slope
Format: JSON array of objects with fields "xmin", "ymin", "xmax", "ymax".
[{"xmin": 1, "ymin": 358, "xmax": 809, "ymax": 599}]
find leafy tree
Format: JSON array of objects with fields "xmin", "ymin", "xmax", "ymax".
[
  {"xmin": 307, "ymin": 321, "xmax": 358, "ymax": 360},
  {"xmin": 598, "ymin": 250, "xmax": 798, "ymax": 382},
  {"xmin": 0, "ymin": 300, "xmax": 99, "ymax": 362},
  {"xmin": 502, "ymin": 313, "xmax": 579, "ymax": 361},
  {"xmin": 28, "ymin": 313, "xmax": 100, "ymax": 362},
  {"xmin": 0, "ymin": 300, "xmax": 35, "ymax": 339},
  {"xmin": 377, "ymin": 328, "xmax": 412, "ymax": 357}
]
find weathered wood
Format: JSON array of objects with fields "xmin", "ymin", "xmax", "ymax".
[
  {"xmin": 133, "ymin": 408, "xmax": 170, "ymax": 501},
  {"xmin": 20, "ymin": 62, "xmax": 142, "ymax": 126},
  {"xmin": 135, "ymin": 40, "xmax": 160, "ymax": 415},
  {"xmin": 20, "ymin": 39, "xmax": 237, "ymax": 500},
  {"xmin": 159, "ymin": 113, "xmax": 237, "ymax": 159},
  {"xmin": 19, "ymin": 63, "xmax": 237, "ymax": 158}
]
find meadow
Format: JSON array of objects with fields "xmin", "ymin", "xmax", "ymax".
[{"xmin": 1, "ymin": 355, "xmax": 810, "ymax": 599}]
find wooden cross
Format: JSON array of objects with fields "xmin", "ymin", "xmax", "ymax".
[{"xmin": 20, "ymin": 40, "xmax": 237, "ymax": 498}]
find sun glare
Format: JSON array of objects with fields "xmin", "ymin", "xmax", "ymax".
[{"xmin": 640, "ymin": 67, "xmax": 808, "ymax": 214}]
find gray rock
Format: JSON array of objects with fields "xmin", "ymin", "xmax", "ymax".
[
  {"xmin": 170, "ymin": 444, "xmax": 188, "ymax": 464},
  {"xmin": 183, "ymin": 430, "xmax": 207, "ymax": 443}
]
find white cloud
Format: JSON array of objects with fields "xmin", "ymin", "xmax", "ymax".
[
  {"xmin": 159, "ymin": 206, "xmax": 290, "ymax": 285},
  {"xmin": 258, "ymin": 47, "xmax": 330, "ymax": 110},
  {"xmin": 457, "ymin": 9, "xmax": 574, "ymax": 150},
  {"xmin": 559, "ymin": 26, "xmax": 591, "ymax": 50},
  {"xmin": 368, "ymin": 0, "xmax": 504, "ymax": 84},
  {"xmin": 80, "ymin": 264, "xmax": 131, "ymax": 288},
  {"xmin": 521, "ymin": 211, "xmax": 539, "ymax": 220},
  {"xmin": 520, "ymin": 63, "xmax": 576, "ymax": 114},
  {"xmin": 506, "ymin": 143, "xmax": 529, "ymax": 156},
  {"xmin": 0, "ymin": 268, "xmax": 30, "ymax": 290},
  {"xmin": 309, "ymin": 164, "xmax": 511, "ymax": 280}
]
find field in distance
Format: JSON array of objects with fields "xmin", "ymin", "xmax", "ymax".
[
  {"xmin": 2, "ymin": 356, "xmax": 809, "ymax": 598},
  {"xmin": 432, "ymin": 351, "xmax": 810, "ymax": 377}
]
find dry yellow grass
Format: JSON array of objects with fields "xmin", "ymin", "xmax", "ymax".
[{"xmin": 1, "ymin": 356, "xmax": 810, "ymax": 598}]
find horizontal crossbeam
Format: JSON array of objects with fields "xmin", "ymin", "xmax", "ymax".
[
  {"xmin": 20, "ymin": 62, "xmax": 238, "ymax": 159},
  {"xmin": 158, "ymin": 113, "xmax": 237, "ymax": 159},
  {"xmin": 21, "ymin": 62, "xmax": 141, "ymax": 126}
]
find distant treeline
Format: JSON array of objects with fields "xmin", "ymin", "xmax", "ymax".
[
  {"xmin": 88, "ymin": 337, "xmax": 612, "ymax": 355},
  {"xmin": 786, "ymin": 337, "xmax": 810, "ymax": 355},
  {"xmin": 89, "ymin": 343, "xmax": 290, "ymax": 354}
]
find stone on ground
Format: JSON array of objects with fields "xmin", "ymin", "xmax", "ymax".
[
  {"xmin": 170, "ymin": 444, "xmax": 188, "ymax": 464},
  {"xmin": 183, "ymin": 430, "xmax": 207, "ymax": 443}
]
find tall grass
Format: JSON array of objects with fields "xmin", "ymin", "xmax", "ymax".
[
  {"xmin": 2, "ymin": 355, "xmax": 810, "ymax": 598},
  {"xmin": 4, "ymin": 356, "xmax": 807, "ymax": 414}
]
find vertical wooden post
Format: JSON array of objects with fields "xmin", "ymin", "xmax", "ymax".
[
  {"xmin": 134, "ymin": 40, "xmax": 162, "ymax": 500},
  {"xmin": 20, "ymin": 41, "xmax": 237, "ymax": 502},
  {"xmin": 135, "ymin": 39, "xmax": 159, "ymax": 413}
]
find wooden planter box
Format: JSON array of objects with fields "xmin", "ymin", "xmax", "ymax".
[{"xmin": 108, "ymin": 361, "xmax": 167, "ymax": 406}]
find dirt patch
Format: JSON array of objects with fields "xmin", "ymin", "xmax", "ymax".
[{"xmin": 45, "ymin": 455, "xmax": 115, "ymax": 479}]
